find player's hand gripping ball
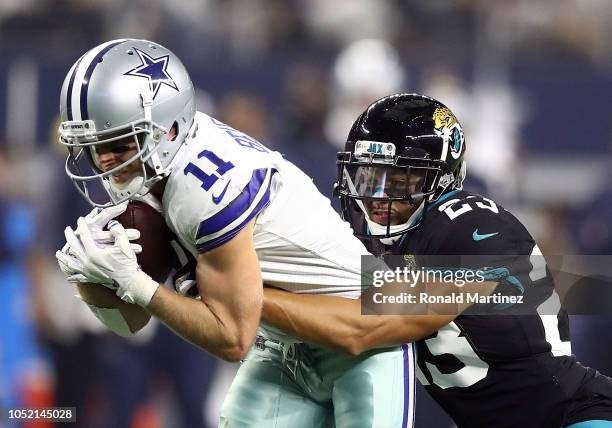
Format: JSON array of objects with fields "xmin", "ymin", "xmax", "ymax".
[{"xmin": 76, "ymin": 201, "xmax": 177, "ymax": 332}]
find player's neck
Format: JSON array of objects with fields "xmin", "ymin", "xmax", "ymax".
[{"xmin": 150, "ymin": 177, "xmax": 167, "ymax": 199}]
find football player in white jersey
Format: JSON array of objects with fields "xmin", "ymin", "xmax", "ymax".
[{"xmin": 55, "ymin": 39, "xmax": 415, "ymax": 427}]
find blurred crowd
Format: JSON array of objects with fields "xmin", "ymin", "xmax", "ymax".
[{"xmin": 0, "ymin": 1, "xmax": 611, "ymax": 427}]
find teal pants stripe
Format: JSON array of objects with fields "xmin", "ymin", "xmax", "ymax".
[{"xmin": 567, "ymin": 421, "xmax": 612, "ymax": 428}]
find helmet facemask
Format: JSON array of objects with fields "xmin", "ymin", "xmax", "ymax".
[
  {"xmin": 336, "ymin": 139, "xmax": 446, "ymax": 242},
  {"xmin": 60, "ymin": 110, "xmax": 170, "ymax": 207}
]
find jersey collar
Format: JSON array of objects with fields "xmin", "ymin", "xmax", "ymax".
[{"xmin": 396, "ymin": 189, "xmax": 461, "ymax": 248}]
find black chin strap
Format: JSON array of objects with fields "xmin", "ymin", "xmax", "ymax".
[{"xmin": 408, "ymin": 192, "xmax": 425, "ymax": 206}]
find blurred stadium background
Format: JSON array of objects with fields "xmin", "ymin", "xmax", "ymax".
[{"xmin": 0, "ymin": 1, "xmax": 611, "ymax": 427}]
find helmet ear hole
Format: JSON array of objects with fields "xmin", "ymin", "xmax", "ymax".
[{"xmin": 169, "ymin": 122, "xmax": 178, "ymax": 141}]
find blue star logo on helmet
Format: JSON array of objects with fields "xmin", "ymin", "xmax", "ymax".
[{"xmin": 124, "ymin": 48, "xmax": 179, "ymax": 99}]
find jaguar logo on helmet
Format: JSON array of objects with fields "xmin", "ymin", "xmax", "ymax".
[{"xmin": 433, "ymin": 107, "xmax": 464, "ymax": 160}]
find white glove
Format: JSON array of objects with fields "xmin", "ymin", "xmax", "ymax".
[
  {"xmin": 68, "ymin": 217, "xmax": 159, "ymax": 307},
  {"xmin": 56, "ymin": 237, "xmax": 141, "ymax": 284},
  {"xmin": 57, "ymin": 243, "xmax": 101, "ymax": 284},
  {"xmin": 82, "ymin": 203, "xmax": 130, "ymax": 243},
  {"xmin": 56, "ymin": 203, "xmax": 141, "ymax": 284}
]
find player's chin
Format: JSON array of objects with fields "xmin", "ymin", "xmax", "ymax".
[
  {"xmin": 371, "ymin": 211, "xmax": 402, "ymax": 225},
  {"xmin": 370, "ymin": 212, "xmax": 388, "ymax": 224},
  {"xmin": 110, "ymin": 171, "xmax": 138, "ymax": 186}
]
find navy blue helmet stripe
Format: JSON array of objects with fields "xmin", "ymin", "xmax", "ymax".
[
  {"xmin": 79, "ymin": 40, "xmax": 125, "ymax": 120},
  {"xmin": 66, "ymin": 55, "xmax": 85, "ymax": 121}
]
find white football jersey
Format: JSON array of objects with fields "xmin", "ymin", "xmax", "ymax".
[{"xmin": 163, "ymin": 112, "xmax": 369, "ymax": 299}]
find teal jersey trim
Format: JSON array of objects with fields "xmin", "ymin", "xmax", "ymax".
[
  {"xmin": 426, "ymin": 189, "xmax": 461, "ymax": 214},
  {"xmin": 566, "ymin": 421, "xmax": 612, "ymax": 428}
]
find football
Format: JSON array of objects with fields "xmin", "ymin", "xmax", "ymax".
[
  {"xmin": 111, "ymin": 200, "xmax": 176, "ymax": 282},
  {"xmin": 77, "ymin": 200, "xmax": 177, "ymax": 334}
]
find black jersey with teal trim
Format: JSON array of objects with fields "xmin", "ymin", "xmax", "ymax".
[{"xmin": 385, "ymin": 190, "xmax": 612, "ymax": 428}]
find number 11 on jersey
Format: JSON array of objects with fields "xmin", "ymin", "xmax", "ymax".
[{"xmin": 184, "ymin": 149, "xmax": 234, "ymax": 191}]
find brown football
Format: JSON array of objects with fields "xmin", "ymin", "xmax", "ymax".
[
  {"xmin": 112, "ymin": 200, "xmax": 176, "ymax": 282},
  {"xmin": 77, "ymin": 200, "xmax": 177, "ymax": 334}
]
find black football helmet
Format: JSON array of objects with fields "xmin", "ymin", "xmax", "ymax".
[{"xmin": 335, "ymin": 93, "xmax": 466, "ymax": 241}]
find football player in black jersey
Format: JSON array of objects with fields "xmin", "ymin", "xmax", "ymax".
[{"xmin": 262, "ymin": 94, "xmax": 612, "ymax": 428}]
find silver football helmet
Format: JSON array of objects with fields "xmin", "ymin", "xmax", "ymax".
[{"xmin": 58, "ymin": 39, "xmax": 196, "ymax": 207}]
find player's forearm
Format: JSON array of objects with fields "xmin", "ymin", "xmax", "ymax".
[
  {"xmin": 262, "ymin": 288, "xmax": 414, "ymax": 355},
  {"xmin": 263, "ymin": 288, "xmax": 456, "ymax": 355},
  {"xmin": 262, "ymin": 288, "xmax": 366, "ymax": 353},
  {"xmin": 76, "ymin": 282, "xmax": 151, "ymax": 336},
  {"xmin": 147, "ymin": 286, "xmax": 258, "ymax": 361}
]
